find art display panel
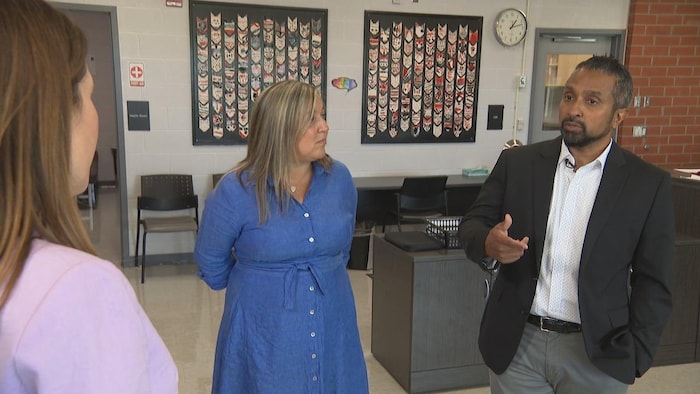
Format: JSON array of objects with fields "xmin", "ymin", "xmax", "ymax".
[
  {"xmin": 190, "ymin": 1, "xmax": 327, "ymax": 145},
  {"xmin": 361, "ymin": 11, "xmax": 483, "ymax": 144}
]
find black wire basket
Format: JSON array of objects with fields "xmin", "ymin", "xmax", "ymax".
[{"xmin": 425, "ymin": 216, "xmax": 462, "ymax": 249}]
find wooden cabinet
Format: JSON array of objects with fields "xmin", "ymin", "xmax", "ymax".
[
  {"xmin": 671, "ymin": 174, "xmax": 700, "ymax": 238},
  {"xmin": 371, "ymin": 236, "xmax": 489, "ymax": 393},
  {"xmin": 657, "ymin": 172, "xmax": 700, "ymax": 365},
  {"xmin": 697, "ymin": 302, "xmax": 700, "ymax": 362},
  {"xmin": 654, "ymin": 235, "xmax": 700, "ymax": 365}
]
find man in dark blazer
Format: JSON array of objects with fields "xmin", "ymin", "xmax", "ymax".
[{"xmin": 459, "ymin": 56, "xmax": 674, "ymax": 393}]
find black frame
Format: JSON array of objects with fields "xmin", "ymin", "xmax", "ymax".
[
  {"xmin": 190, "ymin": 1, "xmax": 328, "ymax": 145},
  {"xmin": 361, "ymin": 11, "xmax": 483, "ymax": 144}
]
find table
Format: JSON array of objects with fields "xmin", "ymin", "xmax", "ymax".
[
  {"xmin": 353, "ymin": 174, "xmax": 487, "ymax": 190},
  {"xmin": 353, "ymin": 175, "xmax": 487, "ymax": 226}
]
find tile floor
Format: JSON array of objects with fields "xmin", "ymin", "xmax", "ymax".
[{"xmin": 89, "ymin": 188, "xmax": 700, "ymax": 393}]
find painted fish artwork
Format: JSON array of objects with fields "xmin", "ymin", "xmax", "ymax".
[{"xmin": 331, "ymin": 77, "xmax": 357, "ymax": 92}]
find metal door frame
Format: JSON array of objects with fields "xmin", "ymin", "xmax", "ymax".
[
  {"xmin": 528, "ymin": 29, "xmax": 626, "ymax": 145},
  {"xmin": 53, "ymin": 2, "xmax": 128, "ymax": 265}
]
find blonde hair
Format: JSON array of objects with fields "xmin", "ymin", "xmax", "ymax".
[
  {"xmin": 234, "ymin": 80, "xmax": 332, "ymax": 222},
  {"xmin": 0, "ymin": 0, "xmax": 95, "ymax": 308}
]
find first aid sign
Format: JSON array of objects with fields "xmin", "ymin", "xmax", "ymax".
[{"xmin": 129, "ymin": 63, "xmax": 145, "ymax": 87}]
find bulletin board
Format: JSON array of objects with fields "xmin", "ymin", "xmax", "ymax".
[
  {"xmin": 361, "ymin": 11, "xmax": 483, "ymax": 144},
  {"xmin": 190, "ymin": 1, "xmax": 328, "ymax": 145}
]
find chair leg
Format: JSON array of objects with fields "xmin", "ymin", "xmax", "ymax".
[
  {"xmin": 141, "ymin": 233, "xmax": 147, "ymax": 284},
  {"xmin": 88, "ymin": 183, "xmax": 96, "ymax": 207},
  {"xmin": 135, "ymin": 225, "xmax": 141, "ymax": 267},
  {"xmin": 444, "ymin": 191, "xmax": 449, "ymax": 216},
  {"xmin": 396, "ymin": 208, "xmax": 402, "ymax": 232}
]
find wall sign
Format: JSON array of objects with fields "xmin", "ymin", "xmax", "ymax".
[
  {"xmin": 190, "ymin": 1, "xmax": 328, "ymax": 145},
  {"xmin": 129, "ymin": 63, "xmax": 145, "ymax": 87},
  {"xmin": 126, "ymin": 101, "xmax": 150, "ymax": 131},
  {"xmin": 361, "ymin": 11, "xmax": 483, "ymax": 144}
]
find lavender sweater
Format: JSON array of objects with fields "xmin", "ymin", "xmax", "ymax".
[{"xmin": 0, "ymin": 239, "xmax": 178, "ymax": 393}]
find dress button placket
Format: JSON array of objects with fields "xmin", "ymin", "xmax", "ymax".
[{"xmin": 307, "ymin": 279, "xmax": 320, "ymax": 391}]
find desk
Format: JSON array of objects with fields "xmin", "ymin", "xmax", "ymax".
[
  {"xmin": 354, "ymin": 175, "xmax": 487, "ymax": 225},
  {"xmin": 354, "ymin": 174, "xmax": 488, "ymax": 190},
  {"xmin": 371, "ymin": 236, "xmax": 490, "ymax": 392}
]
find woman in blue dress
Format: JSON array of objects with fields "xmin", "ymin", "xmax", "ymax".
[{"xmin": 195, "ymin": 80, "xmax": 369, "ymax": 393}]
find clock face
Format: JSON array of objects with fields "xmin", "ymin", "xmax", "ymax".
[{"xmin": 494, "ymin": 8, "xmax": 527, "ymax": 47}]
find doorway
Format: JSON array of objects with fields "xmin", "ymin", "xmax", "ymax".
[
  {"xmin": 56, "ymin": 4, "xmax": 128, "ymax": 265},
  {"xmin": 528, "ymin": 29, "xmax": 626, "ymax": 144}
]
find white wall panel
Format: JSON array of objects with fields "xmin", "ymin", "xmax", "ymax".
[{"xmin": 56, "ymin": 0, "xmax": 629, "ymax": 255}]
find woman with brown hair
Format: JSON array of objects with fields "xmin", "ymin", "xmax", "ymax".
[
  {"xmin": 0, "ymin": 1, "xmax": 177, "ymax": 391},
  {"xmin": 195, "ymin": 80, "xmax": 369, "ymax": 393}
]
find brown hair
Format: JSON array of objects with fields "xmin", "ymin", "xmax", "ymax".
[
  {"xmin": 234, "ymin": 80, "xmax": 332, "ymax": 222},
  {"xmin": 0, "ymin": 0, "xmax": 94, "ymax": 308}
]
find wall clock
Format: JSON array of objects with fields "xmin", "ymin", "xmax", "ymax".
[{"xmin": 494, "ymin": 8, "xmax": 527, "ymax": 47}]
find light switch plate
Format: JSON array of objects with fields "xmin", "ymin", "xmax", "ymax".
[{"xmin": 487, "ymin": 105, "xmax": 505, "ymax": 130}]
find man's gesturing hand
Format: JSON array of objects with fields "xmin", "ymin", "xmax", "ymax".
[{"xmin": 484, "ymin": 213, "xmax": 529, "ymax": 264}]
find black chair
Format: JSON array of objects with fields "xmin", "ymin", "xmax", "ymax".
[
  {"xmin": 382, "ymin": 176, "xmax": 448, "ymax": 232},
  {"xmin": 77, "ymin": 151, "xmax": 98, "ymax": 210},
  {"xmin": 135, "ymin": 174, "xmax": 199, "ymax": 283},
  {"xmin": 111, "ymin": 147, "xmax": 118, "ymax": 185},
  {"xmin": 212, "ymin": 173, "xmax": 225, "ymax": 188}
]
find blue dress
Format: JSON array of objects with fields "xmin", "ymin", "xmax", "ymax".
[{"xmin": 194, "ymin": 160, "xmax": 369, "ymax": 394}]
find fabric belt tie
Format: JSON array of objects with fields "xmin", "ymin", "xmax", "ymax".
[
  {"xmin": 237, "ymin": 253, "xmax": 344, "ymax": 311},
  {"xmin": 527, "ymin": 314, "xmax": 581, "ymax": 333},
  {"xmin": 283, "ymin": 263, "xmax": 324, "ymax": 310}
]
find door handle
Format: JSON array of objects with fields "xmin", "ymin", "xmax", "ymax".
[{"xmin": 552, "ymin": 38, "xmax": 597, "ymax": 43}]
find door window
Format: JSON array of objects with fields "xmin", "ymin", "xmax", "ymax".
[
  {"xmin": 528, "ymin": 32, "xmax": 621, "ymax": 144},
  {"xmin": 543, "ymin": 54, "xmax": 591, "ymax": 130}
]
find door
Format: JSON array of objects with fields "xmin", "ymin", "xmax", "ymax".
[
  {"xmin": 528, "ymin": 30, "xmax": 624, "ymax": 144},
  {"xmin": 57, "ymin": 4, "xmax": 128, "ymax": 265}
]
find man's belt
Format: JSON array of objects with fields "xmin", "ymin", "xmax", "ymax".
[{"xmin": 528, "ymin": 314, "xmax": 582, "ymax": 334}]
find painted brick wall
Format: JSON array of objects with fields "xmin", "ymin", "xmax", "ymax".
[{"xmin": 620, "ymin": 0, "xmax": 700, "ymax": 168}]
